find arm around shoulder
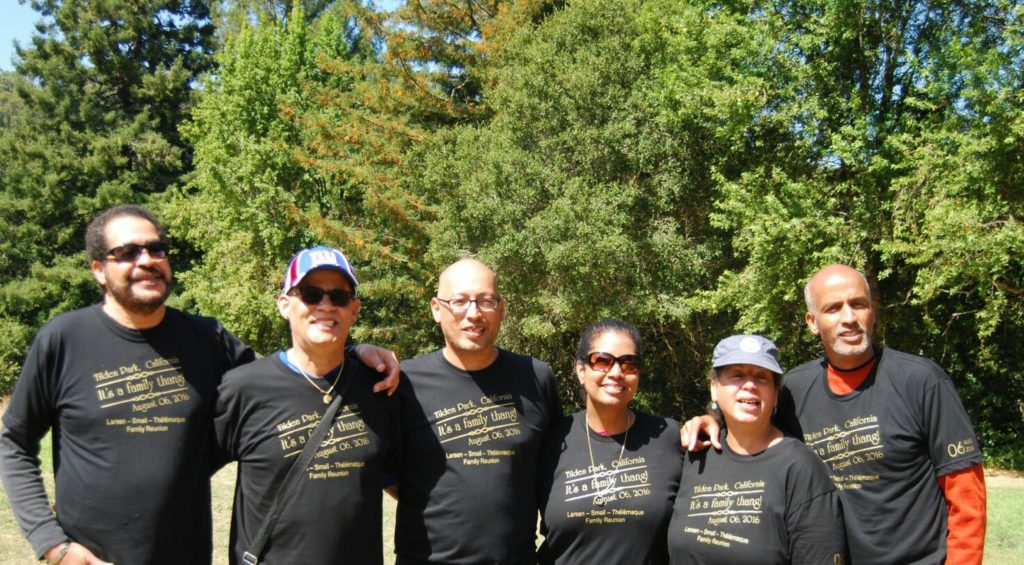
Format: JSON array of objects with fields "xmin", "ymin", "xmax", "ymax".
[
  {"xmin": 680, "ymin": 414, "xmax": 722, "ymax": 451},
  {"xmin": 351, "ymin": 343, "xmax": 400, "ymax": 395}
]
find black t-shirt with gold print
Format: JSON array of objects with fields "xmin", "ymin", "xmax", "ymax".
[
  {"xmin": 213, "ymin": 352, "xmax": 400, "ymax": 565},
  {"xmin": 394, "ymin": 349, "xmax": 561, "ymax": 565},
  {"xmin": 668, "ymin": 435, "xmax": 847, "ymax": 564},
  {"xmin": 0, "ymin": 305, "xmax": 254, "ymax": 564},
  {"xmin": 538, "ymin": 411, "xmax": 682, "ymax": 565},
  {"xmin": 776, "ymin": 347, "xmax": 983, "ymax": 564}
]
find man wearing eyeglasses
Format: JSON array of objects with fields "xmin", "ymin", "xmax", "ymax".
[
  {"xmin": 212, "ymin": 246, "xmax": 400, "ymax": 564},
  {"xmin": 391, "ymin": 258, "xmax": 561, "ymax": 564},
  {"xmin": 0, "ymin": 206, "xmax": 399, "ymax": 565}
]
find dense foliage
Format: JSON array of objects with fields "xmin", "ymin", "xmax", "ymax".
[
  {"xmin": 0, "ymin": 0, "xmax": 215, "ymax": 391},
  {"xmin": 2, "ymin": 0, "xmax": 1022, "ymax": 467}
]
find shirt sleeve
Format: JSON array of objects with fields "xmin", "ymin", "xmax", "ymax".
[
  {"xmin": 937, "ymin": 463, "xmax": 986, "ymax": 565},
  {"xmin": 0, "ymin": 334, "xmax": 68, "ymax": 558},
  {"xmin": 921, "ymin": 365, "xmax": 983, "ymax": 474},
  {"xmin": 211, "ymin": 374, "xmax": 244, "ymax": 468},
  {"xmin": 787, "ymin": 489, "xmax": 849, "ymax": 564},
  {"xmin": 217, "ymin": 324, "xmax": 257, "ymax": 371},
  {"xmin": 530, "ymin": 356, "xmax": 563, "ymax": 431},
  {"xmin": 382, "ymin": 370, "xmax": 403, "ymax": 481},
  {"xmin": 774, "ymin": 382, "xmax": 804, "ymax": 438}
]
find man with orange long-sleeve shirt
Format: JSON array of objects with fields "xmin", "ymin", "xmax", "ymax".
[{"xmin": 686, "ymin": 264, "xmax": 986, "ymax": 564}]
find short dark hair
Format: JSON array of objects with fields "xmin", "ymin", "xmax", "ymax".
[
  {"xmin": 85, "ymin": 205, "xmax": 167, "ymax": 261},
  {"xmin": 574, "ymin": 319, "xmax": 644, "ymax": 363}
]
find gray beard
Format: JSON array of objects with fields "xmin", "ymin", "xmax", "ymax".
[{"xmin": 831, "ymin": 335, "xmax": 872, "ymax": 358}]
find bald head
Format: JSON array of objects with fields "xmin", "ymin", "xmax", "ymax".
[
  {"xmin": 432, "ymin": 258, "xmax": 504, "ymax": 370},
  {"xmin": 804, "ymin": 264, "xmax": 877, "ymax": 368},
  {"xmin": 437, "ymin": 258, "xmax": 500, "ymax": 298},
  {"xmin": 804, "ymin": 264, "xmax": 872, "ymax": 313}
]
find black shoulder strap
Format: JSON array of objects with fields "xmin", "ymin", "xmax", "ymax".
[{"xmin": 241, "ymin": 369, "xmax": 356, "ymax": 564}]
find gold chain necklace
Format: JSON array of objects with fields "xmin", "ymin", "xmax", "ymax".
[
  {"xmin": 291, "ymin": 354, "xmax": 344, "ymax": 404},
  {"xmin": 585, "ymin": 410, "xmax": 634, "ymax": 507}
]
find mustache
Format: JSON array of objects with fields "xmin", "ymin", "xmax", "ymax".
[{"xmin": 130, "ymin": 267, "xmax": 169, "ymax": 283}]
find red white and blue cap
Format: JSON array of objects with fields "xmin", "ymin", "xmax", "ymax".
[
  {"xmin": 712, "ymin": 334, "xmax": 784, "ymax": 375},
  {"xmin": 282, "ymin": 246, "xmax": 358, "ymax": 294}
]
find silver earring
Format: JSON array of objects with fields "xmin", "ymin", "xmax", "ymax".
[{"xmin": 710, "ymin": 401, "xmax": 719, "ymax": 411}]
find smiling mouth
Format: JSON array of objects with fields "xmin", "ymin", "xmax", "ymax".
[
  {"xmin": 838, "ymin": 330, "xmax": 863, "ymax": 341},
  {"xmin": 131, "ymin": 270, "xmax": 167, "ymax": 284},
  {"xmin": 312, "ymin": 319, "xmax": 338, "ymax": 329},
  {"xmin": 131, "ymin": 277, "xmax": 166, "ymax": 288},
  {"xmin": 462, "ymin": 326, "xmax": 486, "ymax": 337}
]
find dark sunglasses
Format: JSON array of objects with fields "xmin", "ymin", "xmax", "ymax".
[
  {"xmin": 587, "ymin": 352, "xmax": 642, "ymax": 375},
  {"xmin": 288, "ymin": 286, "xmax": 356, "ymax": 307},
  {"xmin": 105, "ymin": 241, "xmax": 169, "ymax": 262}
]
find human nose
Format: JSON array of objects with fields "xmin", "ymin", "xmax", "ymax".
[
  {"xmin": 464, "ymin": 300, "xmax": 483, "ymax": 318},
  {"xmin": 316, "ymin": 293, "xmax": 339, "ymax": 308},
  {"xmin": 135, "ymin": 248, "xmax": 157, "ymax": 265},
  {"xmin": 839, "ymin": 303, "xmax": 858, "ymax": 324}
]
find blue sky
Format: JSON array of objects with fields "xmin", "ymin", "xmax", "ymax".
[
  {"xmin": 0, "ymin": 1, "xmax": 39, "ymax": 71},
  {"xmin": 0, "ymin": 2, "xmax": 406, "ymax": 72}
]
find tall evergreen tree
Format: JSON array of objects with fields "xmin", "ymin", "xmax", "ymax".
[
  {"xmin": 686, "ymin": 0, "xmax": 1024, "ymax": 465},
  {"xmin": 169, "ymin": 6, "xmax": 378, "ymax": 353},
  {"xmin": 406, "ymin": 0, "xmax": 1024, "ymax": 465},
  {"xmin": 0, "ymin": 0, "xmax": 215, "ymax": 391}
]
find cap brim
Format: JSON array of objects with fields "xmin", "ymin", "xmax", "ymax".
[{"xmin": 712, "ymin": 352, "xmax": 783, "ymax": 374}]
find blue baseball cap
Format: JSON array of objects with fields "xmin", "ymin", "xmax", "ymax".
[
  {"xmin": 712, "ymin": 334, "xmax": 784, "ymax": 375},
  {"xmin": 282, "ymin": 246, "xmax": 358, "ymax": 294}
]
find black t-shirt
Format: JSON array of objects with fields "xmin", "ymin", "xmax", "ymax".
[
  {"xmin": 776, "ymin": 347, "xmax": 983, "ymax": 564},
  {"xmin": 213, "ymin": 352, "xmax": 400, "ymax": 564},
  {"xmin": 667, "ymin": 435, "xmax": 847, "ymax": 565},
  {"xmin": 537, "ymin": 411, "xmax": 682, "ymax": 565},
  {"xmin": 394, "ymin": 349, "xmax": 561, "ymax": 564},
  {"xmin": 0, "ymin": 305, "xmax": 254, "ymax": 563}
]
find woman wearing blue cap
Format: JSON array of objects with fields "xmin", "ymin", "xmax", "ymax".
[{"xmin": 667, "ymin": 335, "xmax": 848, "ymax": 564}]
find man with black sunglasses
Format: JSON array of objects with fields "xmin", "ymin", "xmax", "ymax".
[
  {"xmin": 391, "ymin": 258, "xmax": 562, "ymax": 564},
  {"xmin": 213, "ymin": 246, "xmax": 400, "ymax": 564},
  {"xmin": 0, "ymin": 206, "xmax": 400, "ymax": 565}
]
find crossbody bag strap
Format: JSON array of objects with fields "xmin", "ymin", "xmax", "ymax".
[{"xmin": 241, "ymin": 370, "xmax": 356, "ymax": 564}]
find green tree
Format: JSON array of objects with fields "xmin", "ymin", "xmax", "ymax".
[
  {"xmin": 171, "ymin": 1, "xmax": 557, "ymax": 359},
  {"xmin": 410, "ymin": 0, "xmax": 1024, "ymax": 468},
  {"xmin": 170, "ymin": 5, "xmax": 437, "ymax": 356},
  {"xmin": 0, "ymin": 0, "xmax": 216, "ymax": 392},
  {"xmin": 410, "ymin": 0, "xmax": 763, "ymax": 415},
  {"xmin": 686, "ymin": 0, "xmax": 1024, "ymax": 465}
]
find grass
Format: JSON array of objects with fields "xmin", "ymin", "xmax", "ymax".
[
  {"xmin": 0, "ymin": 430, "xmax": 399, "ymax": 564},
  {"xmin": 985, "ymin": 477, "xmax": 1024, "ymax": 564},
  {"xmin": 0, "ymin": 433, "xmax": 52, "ymax": 561},
  {"xmin": 1, "ymin": 428, "xmax": 1021, "ymax": 564}
]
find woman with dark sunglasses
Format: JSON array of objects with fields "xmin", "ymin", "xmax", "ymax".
[
  {"xmin": 537, "ymin": 319, "xmax": 682, "ymax": 564},
  {"xmin": 667, "ymin": 335, "xmax": 848, "ymax": 564}
]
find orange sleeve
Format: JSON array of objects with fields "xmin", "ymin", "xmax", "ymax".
[{"xmin": 937, "ymin": 463, "xmax": 986, "ymax": 565}]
